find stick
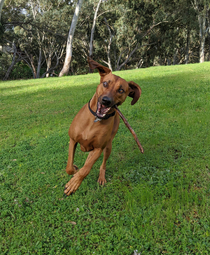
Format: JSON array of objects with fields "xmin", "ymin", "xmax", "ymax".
[{"xmin": 114, "ymin": 105, "xmax": 144, "ymax": 154}]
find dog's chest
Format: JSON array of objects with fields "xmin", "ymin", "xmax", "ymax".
[{"xmin": 77, "ymin": 123, "xmax": 112, "ymax": 152}]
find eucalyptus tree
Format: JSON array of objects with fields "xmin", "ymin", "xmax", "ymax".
[
  {"xmin": 2, "ymin": 0, "xmax": 71, "ymax": 79},
  {"xmin": 89, "ymin": 0, "xmax": 102, "ymax": 61},
  {"xmin": 191, "ymin": 0, "xmax": 210, "ymax": 62},
  {"xmin": 208, "ymin": 13, "xmax": 210, "ymax": 60},
  {"xmin": 152, "ymin": 0, "xmax": 199, "ymax": 65},
  {"xmin": 2, "ymin": 0, "xmax": 210, "ymax": 80},
  {"xmin": 66, "ymin": 0, "xmax": 118, "ymax": 73},
  {"xmin": 112, "ymin": 0, "xmax": 171, "ymax": 70},
  {"xmin": 0, "ymin": 0, "xmax": 5, "ymax": 21},
  {"xmin": 26, "ymin": 0, "xmax": 71, "ymax": 77},
  {"xmin": 59, "ymin": 0, "xmax": 83, "ymax": 77},
  {"xmin": 103, "ymin": 17, "xmax": 114, "ymax": 70},
  {"xmin": 88, "ymin": 0, "xmax": 117, "ymax": 71}
]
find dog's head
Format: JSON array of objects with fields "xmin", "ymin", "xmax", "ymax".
[{"xmin": 88, "ymin": 59, "xmax": 142, "ymax": 119}]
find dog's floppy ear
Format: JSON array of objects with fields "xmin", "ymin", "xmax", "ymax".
[
  {"xmin": 128, "ymin": 81, "xmax": 142, "ymax": 105},
  {"xmin": 88, "ymin": 59, "xmax": 111, "ymax": 78}
]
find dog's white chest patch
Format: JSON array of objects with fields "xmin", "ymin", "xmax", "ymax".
[{"xmin": 94, "ymin": 117, "xmax": 102, "ymax": 122}]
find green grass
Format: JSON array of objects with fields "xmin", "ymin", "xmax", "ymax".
[{"xmin": 1, "ymin": 63, "xmax": 210, "ymax": 254}]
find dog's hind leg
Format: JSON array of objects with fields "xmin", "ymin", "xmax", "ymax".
[
  {"xmin": 66, "ymin": 138, "xmax": 78, "ymax": 175},
  {"xmin": 98, "ymin": 116, "xmax": 119, "ymax": 185}
]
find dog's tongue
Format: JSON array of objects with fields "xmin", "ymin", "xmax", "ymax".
[
  {"xmin": 97, "ymin": 103, "xmax": 110, "ymax": 118},
  {"xmin": 101, "ymin": 104, "xmax": 107, "ymax": 113}
]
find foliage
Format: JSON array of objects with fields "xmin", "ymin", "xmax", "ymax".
[
  {"xmin": 11, "ymin": 61, "xmax": 37, "ymax": 79},
  {"xmin": 0, "ymin": 0, "xmax": 210, "ymax": 79},
  {"xmin": 1, "ymin": 63, "xmax": 210, "ymax": 253},
  {"xmin": 0, "ymin": 52, "xmax": 11, "ymax": 79}
]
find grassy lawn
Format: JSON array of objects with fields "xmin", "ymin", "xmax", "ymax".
[{"xmin": 1, "ymin": 63, "xmax": 210, "ymax": 254}]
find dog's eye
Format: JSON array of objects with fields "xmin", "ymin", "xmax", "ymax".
[
  {"xmin": 118, "ymin": 88, "xmax": 124, "ymax": 94},
  {"xmin": 103, "ymin": 81, "xmax": 108, "ymax": 88}
]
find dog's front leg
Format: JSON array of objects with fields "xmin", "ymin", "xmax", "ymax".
[
  {"xmin": 64, "ymin": 148, "xmax": 103, "ymax": 195},
  {"xmin": 66, "ymin": 138, "xmax": 78, "ymax": 175}
]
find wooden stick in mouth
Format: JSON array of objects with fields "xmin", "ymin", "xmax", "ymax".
[{"xmin": 114, "ymin": 105, "xmax": 144, "ymax": 154}]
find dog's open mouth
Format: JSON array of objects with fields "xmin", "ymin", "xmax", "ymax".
[{"xmin": 96, "ymin": 102, "xmax": 111, "ymax": 118}]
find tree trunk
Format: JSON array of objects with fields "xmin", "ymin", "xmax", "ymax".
[
  {"xmin": 41, "ymin": 53, "xmax": 60, "ymax": 78},
  {"xmin": 26, "ymin": 52, "xmax": 37, "ymax": 78},
  {"xmin": 208, "ymin": 16, "xmax": 210, "ymax": 61},
  {"xmin": 0, "ymin": 0, "xmax": 5, "ymax": 21},
  {"xmin": 185, "ymin": 28, "xmax": 190, "ymax": 64},
  {"xmin": 198, "ymin": 15, "xmax": 206, "ymax": 63},
  {"xmin": 59, "ymin": 0, "xmax": 83, "ymax": 77},
  {"xmin": 173, "ymin": 48, "xmax": 178, "ymax": 65},
  {"xmin": 136, "ymin": 58, "xmax": 143, "ymax": 68},
  {"xmin": 117, "ymin": 43, "xmax": 139, "ymax": 71},
  {"xmin": 104, "ymin": 17, "xmax": 113, "ymax": 71},
  {"xmin": 46, "ymin": 57, "xmax": 51, "ymax": 77},
  {"xmin": 3, "ymin": 42, "xmax": 36, "ymax": 80},
  {"xmin": 208, "ymin": 30, "xmax": 210, "ymax": 61},
  {"xmin": 199, "ymin": 37, "xmax": 205, "ymax": 63},
  {"xmin": 36, "ymin": 48, "xmax": 42, "ymax": 78},
  {"xmin": 3, "ymin": 43, "xmax": 18, "ymax": 80},
  {"xmin": 43, "ymin": 49, "xmax": 52, "ymax": 78},
  {"xmin": 89, "ymin": 0, "xmax": 102, "ymax": 66}
]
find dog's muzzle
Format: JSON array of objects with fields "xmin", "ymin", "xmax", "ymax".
[
  {"xmin": 88, "ymin": 97, "xmax": 116, "ymax": 122},
  {"xmin": 96, "ymin": 96, "xmax": 113, "ymax": 118}
]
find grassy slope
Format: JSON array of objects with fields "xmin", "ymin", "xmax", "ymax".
[{"xmin": 0, "ymin": 63, "xmax": 210, "ymax": 254}]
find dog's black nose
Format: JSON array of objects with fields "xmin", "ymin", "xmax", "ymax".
[{"xmin": 102, "ymin": 96, "xmax": 112, "ymax": 106}]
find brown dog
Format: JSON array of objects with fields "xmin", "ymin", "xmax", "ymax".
[{"xmin": 64, "ymin": 59, "xmax": 142, "ymax": 195}]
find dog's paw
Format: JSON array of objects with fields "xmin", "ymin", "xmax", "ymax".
[
  {"xmin": 97, "ymin": 176, "xmax": 107, "ymax": 186},
  {"xmin": 64, "ymin": 174, "xmax": 82, "ymax": 196}
]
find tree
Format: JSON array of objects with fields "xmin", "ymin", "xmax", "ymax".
[
  {"xmin": 112, "ymin": 0, "xmax": 170, "ymax": 70},
  {"xmin": 103, "ymin": 17, "xmax": 114, "ymax": 71},
  {"xmin": 3, "ymin": 42, "xmax": 18, "ymax": 80},
  {"xmin": 89, "ymin": 0, "xmax": 102, "ymax": 61},
  {"xmin": 0, "ymin": 0, "xmax": 5, "ymax": 21},
  {"xmin": 2, "ymin": 0, "xmax": 70, "ymax": 79},
  {"xmin": 59, "ymin": 0, "xmax": 83, "ymax": 77},
  {"xmin": 192, "ymin": 0, "xmax": 210, "ymax": 62},
  {"xmin": 1, "ymin": 0, "xmax": 210, "ymax": 80}
]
